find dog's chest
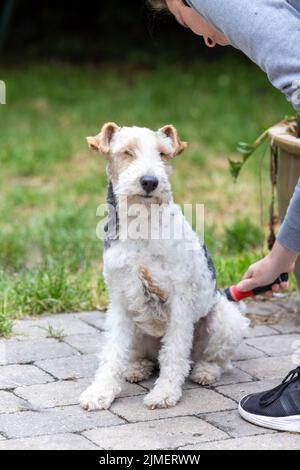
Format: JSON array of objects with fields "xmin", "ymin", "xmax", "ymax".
[{"xmin": 104, "ymin": 242, "xmax": 171, "ymax": 337}]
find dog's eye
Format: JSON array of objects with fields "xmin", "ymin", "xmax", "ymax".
[
  {"xmin": 160, "ymin": 152, "xmax": 168, "ymax": 158},
  {"xmin": 124, "ymin": 150, "xmax": 134, "ymax": 157}
]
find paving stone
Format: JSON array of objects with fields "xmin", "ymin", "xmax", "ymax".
[
  {"xmin": 270, "ymin": 318, "xmax": 300, "ymax": 334},
  {"xmin": 141, "ymin": 368, "xmax": 253, "ymax": 390},
  {"xmin": 15, "ymin": 378, "xmax": 145, "ymax": 409},
  {"xmin": 201, "ymin": 409, "xmax": 277, "ymax": 438},
  {"xmin": 233, "ymin": 343, "xmax": 265, "ymax": 361},
  {"xmin": 275, "ymin": 297, "xmax": 300, "ymax": 314},
  {"xmin": 246, "ymin": 334, "xmax": 300, "ymax": 357},
  {"xmin": 248, "ymin": 325, "xmax": 279, "ymax": 337},
  {"xmin": 0, "ymin": 338, "xmax": 79, "ymax": 365},
  {"xmin": 216, "ymin": 379, "xmax": 281, "ymax": 403},
  {"xmin": 0, "ymin": 433, "xmax": 98, "ymax": 450},
  {"xmin": 0, "ymin": 391, "xmax": 30, "ymax": 414},
  {"xmin": 3, "ymin": 306, "xmax": 299, "ymax": 450},
  {"xmin": 213, "ymin": 368, "xmax": 253, "ymax": 386},
  {"xmin": 15, "ymin": 379, "xmax": 90, "ymax": 409},
  {"xmin": 116, "ymin": 382, "xmax": 147, "ymax": 399},
  {"xmin": 35, "ymin": 354, "xmax": 98, "ymax": 380},
  {"xmin": 179, "ymin": 433, "xmax": 300, "ymax": 450},
  {"xmin": 245, "ymin": 300, "xmax": 286, "ymax": 316},
  {"xmin": 236, "ymin": 355, "xmax": 296, "ymax": 380},
  {"xmin": 187, "ymin": 368, "xmax": 253, "ymax": 387},
  {"xmin": 84, "ymin": 416, "xmax": 228, "ymax": 450},
  {"xmin": 140, "ymin": 375, "xmax": 198, "ymax": 391},
  {"xmin": 0, "ymin": 341, "xmax": 5, "ymax": 365},
  {"xmin": 0, "ymin": 405, "xmax": 123, "ymax": 438},
  {"xmin": 77, "ymin": 311, "xmax": 107, "ymax": 331},
  {"xmin": 110, "ymin": 388, "xmax": 235, "ymax": 423},
  {"xmin": 12, "ymin": 317, "xmax": 97, "ymax": 340},
  {"xmin": 0, "ymin": 364, "xmax": 54, "ymax": 389},
  {"xmin": 63, "ymin": 333, "xmax": 104, "ymax": 354}
]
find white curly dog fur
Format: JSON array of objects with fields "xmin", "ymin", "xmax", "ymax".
[{"xmin": 80, "ymin": 122, "xmax": 249, "ymax": 411}]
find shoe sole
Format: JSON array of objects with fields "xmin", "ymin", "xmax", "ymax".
[{"xmin": 239, "ymin": 402, "xmax": 300, "ymax": 433}]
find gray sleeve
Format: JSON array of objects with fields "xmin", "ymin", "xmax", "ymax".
[
  {"xmin": 277, "ymin": 179, "xmax": 300, "ymax": 253},
  {"xmin": 187, "ymin": 0, "xmax": 300, "ymax": 113}
]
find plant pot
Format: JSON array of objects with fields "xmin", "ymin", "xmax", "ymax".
[{"xmin": 268, "ymin": 121, "xmax": 300, "ymax": 288}]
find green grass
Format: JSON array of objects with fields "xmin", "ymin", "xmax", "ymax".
[
  {"xmin": 44, "ymin": 324, "xmax": 66, "ymax": 341},
  {"xmin": 0, "ymin": 57, "xmax": 296, "ymax": 335}
]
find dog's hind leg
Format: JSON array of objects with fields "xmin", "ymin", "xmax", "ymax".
[
  {"xmin": 191, "ymin": 294, "xmax": 249, "ymax": 385},
  {"xmin": 124, "ymin": 331, "xmax": 158, "ymax": 383},
  {"xmin": 125, "ymin": 360, "xmax": 155, "ymax": 383}
]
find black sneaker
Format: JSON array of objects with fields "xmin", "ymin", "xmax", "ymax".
[{"xmin": 239, "ymin": 367, "xmax": 300, "ymax": 433}]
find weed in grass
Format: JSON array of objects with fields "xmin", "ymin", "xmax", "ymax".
[
  {"xmin": 0, "ymin": 291, "xmax": 13, "ymax": 337},
  {"xmin": 0, "ymin": 228, "xmax": 28, "ymax": 271},
  {"xmin": 0, "ymin": 312, "xmax": 12, "ymax": 337},
  {"xmin": 214, "ymin": 252, "xmax": 261, "ymax": 288},
  {"xmin": 224, "ymin": 218, "xmax": 264, "ymax": 254},
  {"xmin": 13, "ymin": 267, "xmax": 91, "ymax": 316},
  {"xmin": 0, "ymin": 267, "xmax": 93, "ymax": 319},
  {"xmin": 92, "ymin": 274, "xmax": 109, "ymax": 311},
  {"xmin": 44, "ymin": 324, "xmax": 66, "ymax": 341},
  {"xmin": 37, "ymin": 207, "xmax": 101, "ymax": 272}
]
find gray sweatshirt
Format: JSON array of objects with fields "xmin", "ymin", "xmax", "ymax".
[
  {"xmin": 187, "ymin": 0, "xmax": 300, "ymax": 252},
  {"xmin": 277, "ymin": 179, "xmax": 300, "ymax": 252},
  {"xmin": 187, "ymin": 0, "xmax": 300, "ymax": 113}
]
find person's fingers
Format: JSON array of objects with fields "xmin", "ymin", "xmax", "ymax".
[
  {"xmin": 236, "ymin": 277, "xmax": 258, "ymax": 292},
  {"xmin": 242, "ymin": 267, "xmax": 253, "ymax": 280},
  {"xmin": 279, "ymin": 281, "xmax": 289, "ymax": 291},
  {"xmin": 272, "ymin": 284, "xmax": 280, "ymax": 292},
  {"xmin": 265, "ymin": 290, "xmax": 273, "ymax": 298}
]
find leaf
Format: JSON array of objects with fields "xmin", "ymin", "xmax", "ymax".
[
  {"xmin": 237, "ymin": 141, "xmax": 256, "ymax": 157},
  {"xmin": 236, "ymin": 147, "xmax": 254, "ymax": 157},
  {"xmin": 229, "ymin": 116, "xmax": 297, "ymax": 180},
  {"xmin": 237, "ymin": 142, "xmax": 254, "ymax": 149},
  {"xmin": 228, "ymin": 158, "xmax": 243, "ymax": 180}
]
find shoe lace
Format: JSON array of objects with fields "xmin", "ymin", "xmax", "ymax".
[{"xmin": 259, "ymin": 366, "xmax": 300, "ymax": 408}]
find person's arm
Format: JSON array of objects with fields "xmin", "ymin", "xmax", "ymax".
[
  {"xmin": 237, "ymin": 179, "xmax": 300, "ymax": 292},
  {"xmin": 187, "ymin": 0, "xmax": 300, "ymax": 113},
  {"xmin": 277, "ymin": 178, "xmax": 300, "ymax": 253}
]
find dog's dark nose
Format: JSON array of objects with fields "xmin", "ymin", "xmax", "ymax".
[{"xmin": 140, "ymin": 176, "xmax": 159, "ymax": 195}]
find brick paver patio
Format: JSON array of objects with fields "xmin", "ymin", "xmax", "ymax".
[{"xmin": 0, "ymin": 297, "xmax": 299, "ymax": 450}]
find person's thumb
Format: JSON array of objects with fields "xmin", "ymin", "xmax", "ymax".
[{"xmin": 236, "ymin": 277, "xmax": 258, "ymax": 292}]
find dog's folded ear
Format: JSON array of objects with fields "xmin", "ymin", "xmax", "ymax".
[
  {"xmin": 86, "ymin": 122, "xmax": 120, "ymax": 155},
  {"xmin": 159, "ymin": 125, "xmax": 188, "ymax": 157}
]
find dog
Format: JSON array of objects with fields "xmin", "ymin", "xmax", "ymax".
[{"xmin": 80, "ymin": 122, "xmax": 249, "ymax": 411}]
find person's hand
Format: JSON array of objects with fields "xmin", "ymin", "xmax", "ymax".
[{"xmin": 236, "ymin": 241, "xmax": 298, "ymax": 296}]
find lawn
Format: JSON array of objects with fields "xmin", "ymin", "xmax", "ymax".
[{"xmin": 0, "ymin": 56, "xmax": 295, "ymax": 335}]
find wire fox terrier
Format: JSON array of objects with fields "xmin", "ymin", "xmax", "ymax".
[{"xmin": 80, "ymin": 122, "xmax": 249, "ymax": 411}]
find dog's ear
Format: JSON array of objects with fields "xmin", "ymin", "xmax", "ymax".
[
  {"xmin": 86, "ymin": 122, "xmax": 120, "ymax": 155},
  {"xmin": 159, "ymin": 125, "xmax": 188, "ymax": 157}
]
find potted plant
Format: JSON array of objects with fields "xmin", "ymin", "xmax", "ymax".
[{"xmin": 229, "ymin": 117, "xmax": 300, "ymax": 288}]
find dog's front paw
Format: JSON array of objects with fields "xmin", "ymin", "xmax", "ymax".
[
  {"xmin": 80, "ymin": 385, "xmax": 115, "ymax": 411},
  {"xmin": 144, "ymin": 386, "xmax": 182, "ymax": 410}
]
